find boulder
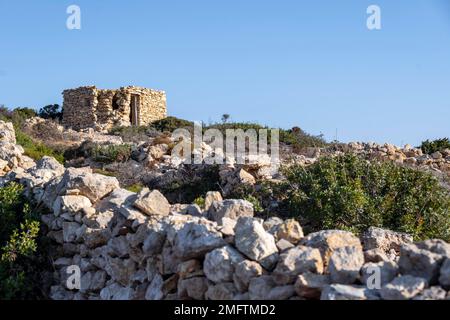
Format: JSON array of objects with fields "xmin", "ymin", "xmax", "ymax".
[
  {"xmin": 380, "ymin": 275, "xmax": 427, "ymax": 300},
  {"xmin": 133, "ymin": 188, "xmax": 170, "ymax": 216},
  {"xmin": 415, "ymin": 239, "xmax": 450, "ymax": 257},
  {"xmin": 208, "ymin": 199, "xmax": 254, "ymax": 222},
  {"xmin": 398, "ymin": 243, "xmax": 445, "ymax": 283},
  {"xmin": 104, "ymin": 257, "xmax": 136, "ymax": 286},
  {"xmin": 328, "ymin": 246, "xmax": 364, "ymax": 284},
  {"xmin": 273, "ymin": 246, "xmax": 323, "ymax": 285},
  {"xmin": 276, "ymin": 219, "xmax": 304, "ymax": 244},
  {"xmin": 295, "ymin": 272, "xmax": 331, "ymax": 299},
  {"xmin": 53, "ymin": 195, "xmax": 92, "ymax": 216},
  {"xmin": 173, "ymin": 221, "xmax": 226, "ymax": 260},
  {"xmin": 300, "ymin": 230, "xmax": 362, "ymax": 266},
  {"xmin": 145, "ymin": 273, "xmax": 164, "ymax": 300},
  {"xmin": 61, "ymin": 168, "xmax": 120, "ymax": 202},
  {"xmin": 233, "ymin": 260, "xmax": 264, "ymax": 292},
  {"xmin": 204, "ymin": 191, "xmax": 223, "ymax": 211},
  {"xmin": 0, "ymin": 120, "xmax": 16, "ymax": 143},
  {"xmin": 203, "ymin": 245, "xmax": 245, "ymax": 283},
  {"xmin": 413, "ymin": 286, "xmax": 447, "ymax": 300},
  {"xmin": 266, "ymin": 285, "xmax": 295, "ymax": 300},
  {"xmin": 248, "ymin": 275, "xmax": 276, "ymax": 300},
  {"xmin": 177, "ymin": 277, "xmax": 208, "ymax": 300},
  {"xmin": 320, "ymin": 284, "xmax": 379, "ymax": 300},
  {"xmin": 439, "ymin": 258, "xmax": 450, "ymax": 288},
  {"xmin": 234, "ymin": 217, "xmax": 279, "ymax": 269},
  {"xmin": 361, "ymin": 227, "xmax": 413, "ymax": 254},
  {"xmin": 205, "ymin": 282, "xmax": 237, "ymax": 300}
]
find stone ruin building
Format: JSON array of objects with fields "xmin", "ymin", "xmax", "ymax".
[{"xmin": 62, "ymin": 86, "xmax": 167, "ymax": 130}]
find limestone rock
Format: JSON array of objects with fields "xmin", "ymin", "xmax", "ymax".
[
  {"xmin": 276, "ymin": 219, "xmax": 304, "ymax": 244},
  {"xmin": 380, "ymin": 275, "xmax": 427, "ymax": 300},
  {"xmin": 439, "ymin": 258, "xmax": 450, "ymax": 288},
  {"xmin": 295, "ymin": 272, "xmax": 331, "ymax": 299},
  {"xmin": 62, "ymin": 169, "xmax": 120, "ymax": 202},
  {"xmin": 273, "ymin": 246, "xmax": 323, "ymax": 285},
  {"xmin": 173, "ymin": 221, "xmax": 226, "ymax": 260},
  {"xmin": 320, "ymin": 284, "xmax": 379, "ymax": 300},
  {"xmin": 361, "ymin": 227, "xmax": 413, "ymax": 254},
  {"xmin": 208, "ymin": 199, "xmax": 254, "ymax": 222},
  {"xmin": 234, "ymin": 217, "xmax": 279, "ymax": 269},
  {"xmin": 133, "ymin": 188, "xmax": 170, "ymax": 216},
  {"xmin": 328, "ymin": 246, "xmax": 364, "ymax": 284},
  {"xmin": 233, "ymin": 260, "xmax": 264, "ymax": 292},
  {"xmin": 413, "ymin": 286, "xmax": 447, "ymax": 300},
  {"xmin": 145, "ymin": 273, "xmax": 164, "ymax": 300},
  {"xmin": 54, "ymin": 195, "xmax": 92, "ymax": 216},
  {"xmin": 398, "ymin": 243, "xmax": 445, "ymax": 283},
  {"xmin": 203, "ymin": 245, "xmax": 245, "ymax": 283},
  {"xmin": 300, "ymin": 230, "xmax": 362, "ymax": 266},
  {"xmin": 248, "ymin": 275, "xmax": 276, "ymax": 300},
  {"xmin": 0, "ymin": 120, "xmax": 16, "ymax": 143},
  {"xmin": 204, "ymin": 191, "xmax": 223, "ymax": 211},
  {"xmin": 178, "ymin": 277, "xmax": 208, "ymax": 300},
  {"xmin": 205, "ymin": 282, "xmax": 237, "ymax": 300}
]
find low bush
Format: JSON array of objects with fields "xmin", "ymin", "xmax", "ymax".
[
  {"xmin": 149, "ymin": 116, "xmax": 194, "ymax": 133},
  {"xmin": 420, "ymin": 138, "xmax": 450, "ymax": 155},
  {"xmin": 89, "ymin": 144, "xmax": 132, "ymax": 164},
  {"xmin": 0, "ymin": 183, "xmax": 49, "ymax": 299},
  {"xmin": 277, "ymin": 154, "xmax": 450, "ymax": 240},
  {"xmin": 15, "ymin": 129, "xmax": 65, "ymax": 163},
  {"xmin": 38, "ymin": 104, "xmax": 63, "ymax": 121}
]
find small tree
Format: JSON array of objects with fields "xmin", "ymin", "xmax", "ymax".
[
  {"xmin": 38, "ymin": 104, "xmax": 63, "ymax": 121},
  {"xmin": 221, "ymin": 114, "xmax": 230, "ymax": 123}
]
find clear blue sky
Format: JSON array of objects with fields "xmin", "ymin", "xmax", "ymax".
[{"xmin": 1, "ymin": 0, "xmax": 449, "ymax": 146}]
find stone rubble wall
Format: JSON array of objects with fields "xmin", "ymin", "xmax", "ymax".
[
  {"xmin": 62, "ymin": 86, "xmax": 167, "ymax": 131},
  {"xmin": 1, "ymin": 120, "xmax": 450, "ymax": 300}
]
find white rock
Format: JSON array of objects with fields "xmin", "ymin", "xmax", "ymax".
[
  {"xmin": 234, "ymin": 217, "xmax": 279, "ymax": 269},
  {"xmin": 273, "ymin": 246, "xmax": 324, "ymax": 285},
  {"xmin": 380, "ymin": 275, "xmax": 427, "ymax": 300},
  {"xmin": 134, "ymin": 188, "xmax": 170, "ymax": 216},
  {"xmin": 204, "ymin": 245, "xmax": 245, "ymax": 283}
]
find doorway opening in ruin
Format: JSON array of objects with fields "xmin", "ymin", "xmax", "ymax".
[{"xmin": 130, "ymin": 94, "xmax": 140, "ymax": 126}]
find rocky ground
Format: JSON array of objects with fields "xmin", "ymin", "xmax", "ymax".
[{"xmin": 1, "ymin": 119, "xmax": 450, "ymax": 300}]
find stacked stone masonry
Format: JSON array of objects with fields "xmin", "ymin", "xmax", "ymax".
[{"xmin": 62, "ymin": 86, "xmax": 167, "ymax": 131}]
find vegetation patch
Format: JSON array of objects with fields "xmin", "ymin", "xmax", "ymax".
[
  {"xmin": 420, "ymin": 138, "xmax": 450, "ymax": 155},
  {"xmin": 0, "ymin": 183, "xmax": 50, "ymax": 299},
  {"xmin": 274, "ymin": 154, "xmax": 450, "ymax": 240}
]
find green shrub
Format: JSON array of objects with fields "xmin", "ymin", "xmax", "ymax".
[
  {"xmin": 0, "ymin": 106, "xmax": 37, "ymax": 128},
  {"xmin": 0, "ymin": 183, "xmax": 47, "ymax": 299},
  {"xmin": 278, "ymin": 154, "xmax": 450, "ymax": 240},
  {"xmin": 109, "ymin": 125, "xmax": 152, "ymax": 143},
  {"xmin": 149, "ymin": 116, "xmax": 194, "ymax": 133},
  {"xmin": 126, "ymin": 183, "xmax": 144, "ymax": 193},
  {"xmin": 420, "ymin": 138, "xmax": 450, "ymax": 155},
  {"xmin": 15, "ymin": 129, "xmax": 65, "ymax": 163},
  {"xmin": 193, "ymin": 196, "xmax": 205, "ymax": 209},
  {"xmin": 89, "ymin": 144, "xmax": 132, "ymax": 164},
  {"xmin": 38, "ymin": 104, "xmax": 63, "ymax": 121}
]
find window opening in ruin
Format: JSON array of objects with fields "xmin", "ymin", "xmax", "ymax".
[{"xmin": 130, "ymin": 94, "xmax": 140, "ymax": 126}]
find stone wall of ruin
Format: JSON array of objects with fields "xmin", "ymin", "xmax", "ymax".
[{"xmin": 62, "ymin": 86, "xmax": 167, "ymax": 131}]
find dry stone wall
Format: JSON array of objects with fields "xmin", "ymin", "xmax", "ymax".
[
  {"xmin": 62, "ymin": 86, "xmax": 167, "ymax": 131},
  {"xmin": 1, "ymin": 120, "xmax": 450, "ymax": 300}
]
